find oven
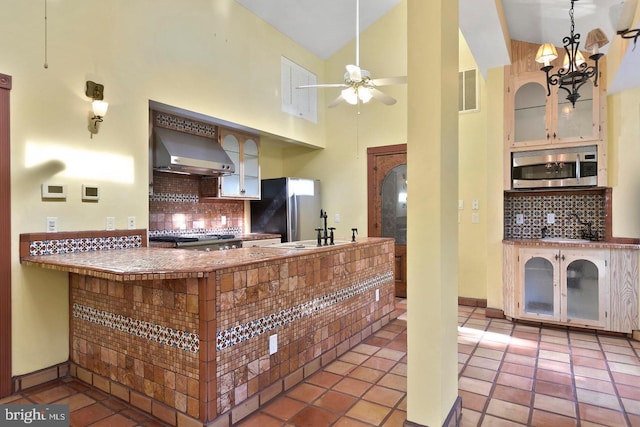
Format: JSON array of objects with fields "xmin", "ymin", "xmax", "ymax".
[
  {"xmin": 149, "ymin": 234, "xmax": 243, "ymax": 251},
  {"xmin": 511, "ymin": 145, "xmax": 597, "ymax": 189}
]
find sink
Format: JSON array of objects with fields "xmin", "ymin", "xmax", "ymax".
[
  {"xmin": 267, "ymin": 239, "xmax": 353, "ymax": 249},
  {"xmin": 540, "ymin": 238, "xmax": 591, "ymax": 243}
]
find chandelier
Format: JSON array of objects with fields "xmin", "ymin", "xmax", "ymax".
[{"xmin": 535, "ymin": 0, "xmax": 608, "ymax": 108}]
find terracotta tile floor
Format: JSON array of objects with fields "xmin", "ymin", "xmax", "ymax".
[{"xmin": 4, "ymin": 300, "xmax": 640, "ymax": 426}]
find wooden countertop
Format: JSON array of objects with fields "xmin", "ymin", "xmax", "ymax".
[
  {"xmin": 503, "ymin": 238, "xmax": 640, "ymax": 250},
  {"xmin": 20, "ymin": 237, "xmax": 391, "ymax": 281}
]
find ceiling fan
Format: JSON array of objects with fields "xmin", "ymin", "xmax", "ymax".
[{"xmin": 297, "ymin": 0, "xmax": 407, "ymax": 108}]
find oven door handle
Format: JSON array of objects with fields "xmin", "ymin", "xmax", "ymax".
[{"xmin": 576, "ymin": 153, "xmax": 581, "ymax": 181}]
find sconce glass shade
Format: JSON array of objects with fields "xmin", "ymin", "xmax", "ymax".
[
  {"xmin": 585, "ymin": 28, "xmax": 609, "ymax": 54},
  {"xmin": 535, "ymin": 43, "xmax": 558, "ymax": 67},
  {"xmin": 92, "ymin": 100, "xmax": 109, "ymax": 118},
  {"xmin": 358, "ymin": 87, "xmax": 373, "ymax": 103},
  {"xmin": 341, "ymin": 87, "xmax": 358, "ymax": 105},
  {"xmin": 611, "ymin": 0, "xmax": 638, "ymax": 32}
]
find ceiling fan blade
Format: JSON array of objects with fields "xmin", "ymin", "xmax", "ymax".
[
  {"xmin": 328, "ymin": 94, "xmax": 345, "ymax": 108},
  {"xmin": 369, "ymin": 76, "xmax": 408, "ymax": 87},
  {"xmin": 297, "ymin": 83, "xmax": 347, "ymax": 89},
  {"xmin": 346, "ymin": 64, "xmax": 362, "ymax": 81},
  {"xmin": 370, "ymin": 88, "xmax": 397, "ymax": 105}
]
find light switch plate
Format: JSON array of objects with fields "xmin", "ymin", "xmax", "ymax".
[
  {"xmin": 375, "ymin": 289, "xmax": 380, "ymax": 302},
  {"xmin": 472, "ymin": 213, "xmax": 480, "ymax": 224},
  {"xmin": 46, "ymin": 217, "xmax": 58, "ymax": 232},
  {"xmin": 472, "ymin": 199, "xmax": 479, "ymax": 210},
  {"xmin": 127, "ymin": 216, "xmax": 136, "ymax": 230},
  {"xmin": 547, "ymin": 213, "xmax": 555, "ymax": 224},
  {"xmin": 458, "ymin": 200, "xmax": 464, "ymax": 210},
  {"xmin": 334, "ymin": 213, "xmax": 341, "ymax": 223}
]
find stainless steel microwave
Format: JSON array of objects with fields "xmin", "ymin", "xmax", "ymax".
[{"xmin": 512, "ymin": 146, "xmax": 597, "ymax": 189}]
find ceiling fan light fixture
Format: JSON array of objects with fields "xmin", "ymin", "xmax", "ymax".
[
  {"xmin": 341, "ymin": 87, "xmax": 358, "ymax": 105},
  {"xmin": 358, "ymin": 87, "xmax": 373, "ymax": 103}
]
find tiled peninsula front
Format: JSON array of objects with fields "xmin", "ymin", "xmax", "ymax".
[{"xmin": 20, "ymin": 234, "xmax": 395, "ymax": 427}]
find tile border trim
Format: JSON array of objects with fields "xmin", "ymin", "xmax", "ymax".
[
  {"xmin": 216, "ymin": 270, "xmax": 394, "ymax": 351},
  {"xmin": 72, "ymin": 303, "xmax": 200, "ymax": 353}
]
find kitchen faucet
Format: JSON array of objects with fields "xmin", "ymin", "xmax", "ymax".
[
  {"xmin": 318, "ymin": 209, "xmax": 334, "ymax": 246},
  {"xmin": 570, "ymin": 212, "xmax": 597, "ymax": 240}
]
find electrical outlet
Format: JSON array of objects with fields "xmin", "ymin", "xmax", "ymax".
[
  {"xmin": 269, "ymin": 334, "xmax": 278, "ymax": 355},
  {"xmin": 221, "ymin": 215, "xmax": 226, "ymax": 225},
  {"xmin": 472, "ymin": 213, "xmax": 480, "ymax": 224},
  {"xmin": 547, "ymin": 213, "xmax": 555, "ymax": 224},
  {"xmin": 334, "ymin": 213, "xmax": 341, "ymax": 223},
  {"xmin": 375, "ymin": 289, "xmax": 380, "ymax": 302},
  {"xmin": 127, "ymin": 216, "xmax": 136, "ymax": 230},
  {"xmin": 106, "ymin": 217, "xmax": 115, "ymax": 231},
  {"xmin": 46, "ymin": 217, "xmax": 57, "ymax": 232},
  {"xmin": 516, "ymin": 214, "xmax": 524, "ymax": 225},
  {"xmin": 472, "ymin": 199, "xmax": 479, "ymax": 210}
]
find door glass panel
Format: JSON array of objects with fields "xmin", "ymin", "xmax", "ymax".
[
  {"xmin": 556, "ymin": 80, "xmax": 593, "ymax": 139},
  {"xmin": 514, "ymin": 82, "xmax": 546, "ymax": 142},
  {"xmin": 524, "ymin": 257, "xmax": 554, "ymax": 315},
  {"xmin": 566, "ymin": 259, "xmax": 599, "ymax": 320},
  {"xmin": 221, "ymin": 135, "xmax": 240, "ymax": 195},
  {"xmin": 381, "ymin": 165, "xmax": 407, "ymax": 245}
]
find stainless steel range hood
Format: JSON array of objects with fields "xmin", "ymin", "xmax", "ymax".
[{"xmin": 153, "ymin": 127, "xmax": 235, "ymax": 176}]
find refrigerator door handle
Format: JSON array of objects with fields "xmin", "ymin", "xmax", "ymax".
[{"xmin": 290, "ymin": 194, "xmax": 298, "ymax": 242}]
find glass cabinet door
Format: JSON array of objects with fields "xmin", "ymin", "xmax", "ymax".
[
  {"xmin": 243, "ymin": 139, "xmax": 260, "ymax": 198},
  {"xmin": 555, "ymin": 80, "xmax": 597, "ymax": 142},
  {"xmin": 561, "ymin": 250, "xmax": 609, "ymax": 328},
  {"xmin": 523, "ymin": 255, "xmax": 556, "ymax": 317},
  {"xmin": 221, "ymin": 134, "xmax": 241, "ymax": 196},
  {"xmin": 514, "ymin": 81, "xmax": 547, "ymax": 144}
]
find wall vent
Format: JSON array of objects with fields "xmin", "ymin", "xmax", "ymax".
[{"xmin": 459, "ymin": 68, "xmax": 478, "ymax": 113}]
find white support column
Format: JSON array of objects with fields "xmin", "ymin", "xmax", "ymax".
[{"xmin": 406, "ymin": 0, "xmax": 459, "ymax": 425}]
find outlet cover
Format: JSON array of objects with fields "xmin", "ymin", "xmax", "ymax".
[
  {"xmin": 221, "ymin": 215, "xmax": 226, "ymax": 225},
  {"xmin": 127, "ymin": 216, "xmax": 136, "ymax": 230},
  {"xmin": 334, "ymin": 213, "xmax": 341, "ymax": 223},
  {"xmin": 269, "ymin": 334, "xmax": 278, "ymax": 355},
  {"xmin": 472, "ymin": 213, "xmax": 480, "ymax": 224},
  {"xmin": 472, "ymin": 199, "xmax": 479, "ymax": 210},
  {"xmin": 547, "ymin": 213, "xmax": 555, "ymax": 224},
  {"xmin": 516, "ymin": 214, "xmax": 524, "ymax": 225},
  {"xmin": 106, "ymin": 217, "xmax": 115, "ymax": 231}
]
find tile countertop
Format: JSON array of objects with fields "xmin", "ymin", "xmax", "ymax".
[
  {"xmin": 503, "ymin": 238, "xmax": 640, "ymax": 250},
  {"xmin": 20, "ymin": 237, "xmax": 391, "ymax": 281}
]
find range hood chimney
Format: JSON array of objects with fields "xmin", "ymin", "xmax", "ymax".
[{"xmin": 153, "ymin": 127, "xmax": 235, "ymax": 176}]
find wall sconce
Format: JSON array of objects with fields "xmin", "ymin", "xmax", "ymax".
[
  {"xmin": 85, "ymin": 81, "xmax": 108, "ymax": 136},
  {"xmin": 612, "ymin": 0, "xmax": 639, "ymax": 49}
]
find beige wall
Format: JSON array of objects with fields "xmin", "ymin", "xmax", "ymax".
[
  {"xmin": 608, "ymin": 86, "xmax": 640, "ymax": 238},
  {"xmin": 458, "ymin": 34, "xmax": 489, "ymax": 299},
  {"xmin": 2, "ymin": 0, "xmax": 327, "ymax": 375}
]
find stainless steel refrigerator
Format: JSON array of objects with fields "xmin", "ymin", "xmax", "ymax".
[{"xmin": 250, "ymin": 178, "xmax": 321, "ymax": 242}]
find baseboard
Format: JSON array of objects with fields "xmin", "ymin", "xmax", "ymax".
[
  {"xmin": 12, "ymin": 362, "xmax": 70, "ymax": 393},
  {"xmin": 485, "ymin": 307, "xmax": 505, "ymax": 319},
  {"xmin": 458, "ymin": 297, "xmax": 487, "ymax": 308}
]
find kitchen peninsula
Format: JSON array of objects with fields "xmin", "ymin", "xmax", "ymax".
[{"xmin": 19, "ymin": 230, "xmax": 395, "ymax": 427}]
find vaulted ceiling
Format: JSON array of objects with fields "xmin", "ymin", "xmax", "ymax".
[{"xmin": 235, "ymin": 0, "xmax": 640, "ymax": 93}]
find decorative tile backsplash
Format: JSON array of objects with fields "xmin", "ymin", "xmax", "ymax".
[
  {"xmin": 504, "ymin": 191, "xmax": 606, "ymax": 240},
  {"xmin": 29, "ymin": 235, "xmax": 143, "ymax": 256},
  {"xmin": 150, "ymin": 171, "xmax": 244, "ymax": 234}
]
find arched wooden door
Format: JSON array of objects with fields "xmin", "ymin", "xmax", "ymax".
[{"xmin": 367, "ymin": 144, "xmax": 407, "ymax": 297}]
